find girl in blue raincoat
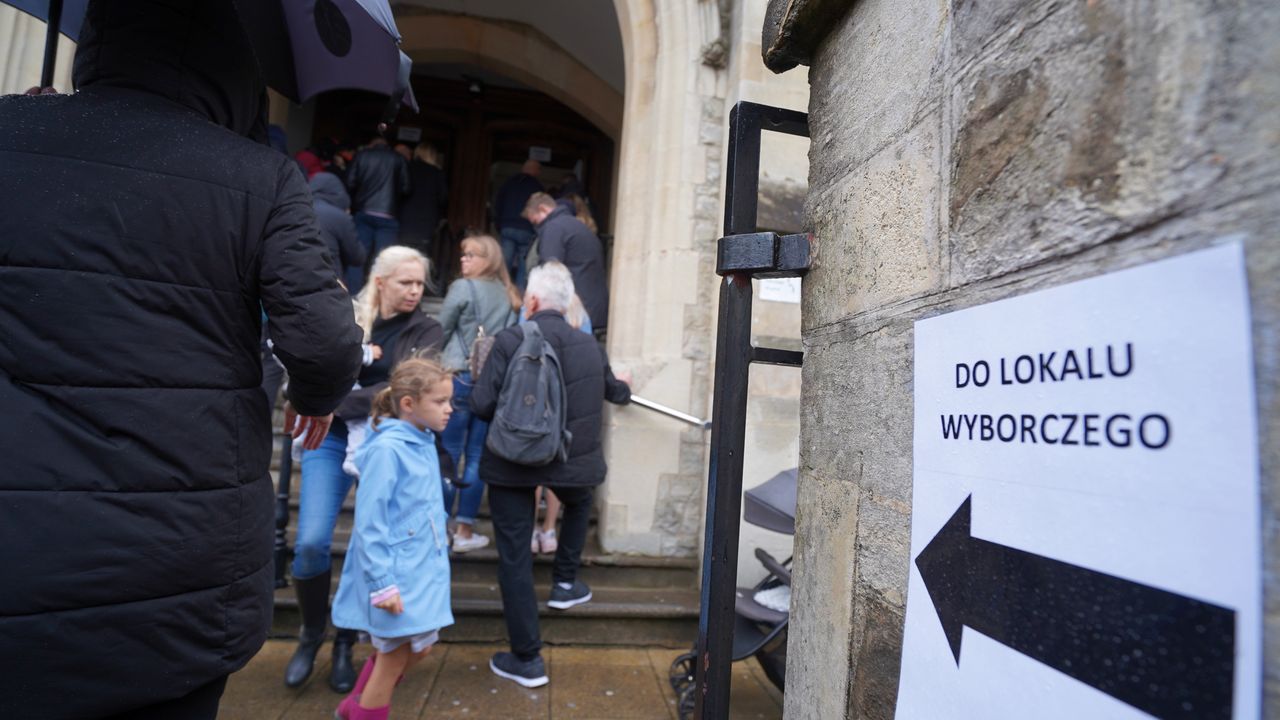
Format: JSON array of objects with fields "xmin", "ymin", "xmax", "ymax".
[{"xmin": 332, "ymin": 358, "xmax": 456, "ymax": 720}]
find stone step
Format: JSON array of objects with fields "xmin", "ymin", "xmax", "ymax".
[
  {"xmin": 272, "ymin": 567, "xmax": 700, "ymax": 649},
  {"xmin": 281, "ymin": 502, "xmax": 598, "ymax": 554},
  {"xmin": 282, "ymin": 522, "xmax": 696, "ymax": 591}
]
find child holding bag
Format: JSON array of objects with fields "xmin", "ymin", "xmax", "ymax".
[{"xmin": 332, "ymin": 359, "xmax": 456, "ymax": 719}]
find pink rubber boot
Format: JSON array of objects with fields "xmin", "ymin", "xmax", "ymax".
[
  {"xmin": 334, "ymin": 656, "xmax": 377, "ymax": 719},
  {"xmin": 350, "ymin": 703, "xmax": 390, "ymax": 720}
]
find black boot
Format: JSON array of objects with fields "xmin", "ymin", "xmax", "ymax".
[
  {"xmin": 283, "ymin": 571, "xmax": 330, "ymax": 688},
  {"xmin": 330, "ymin": 628, "xmax": 358, "ymax": 693}
]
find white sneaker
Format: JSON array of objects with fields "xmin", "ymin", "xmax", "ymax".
[
  {"xmin": 531, "ymin": 530, "xmax": 541, "ymax": 554},
  {"xmin": 537, "ymin": 529, "xmax": 558, "ymax": 554},
  {"xmin": 452, "ymin": 532, "xmax": 490, "ymax": 553}
]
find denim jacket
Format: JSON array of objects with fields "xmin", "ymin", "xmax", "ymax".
[{"xmin": 332, "ymin": 419, "xmax": 454, "ymax": 638}]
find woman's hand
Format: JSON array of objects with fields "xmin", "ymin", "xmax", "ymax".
[
  {"xmin": 370, "ymin": 344, "xmax": 383, "ymax": 361},
  {"xmin": 282, "ymin": 402, "xmax": 333, "ymax": 451}
]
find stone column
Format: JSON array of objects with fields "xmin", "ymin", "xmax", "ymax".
[
  {"xmin": 764, "ymin": 0, "xmax": 1280, "ymax": 717},
  {"xmin": 600, "ymin": 0, "xmax": 728, "ymax": 556}
]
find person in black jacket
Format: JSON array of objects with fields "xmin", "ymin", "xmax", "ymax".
[
  {"xmin": 398, "ymin": 143, "xmax": 449, "ymax": 258},
  {"xmin": 471, "ymin": 261, "xmax": 630, "ymax": 689},
  {"xmin": 524, "ymin": 192, "xmax": 610, "ymax": 334},
  {"xmin": 345, "ymin": 137, "xmax": 412, "ymax": 294},
  {"xmin": 310, "ymin": 171, "xmax": 367, "ymax": 283},
  {"xmin": 493, "ymin": 158, "xmax": 544, "ymax": 287},
  {"xmin": 0, "ymin": 2, "xmax": 363, "ymax": 718}
]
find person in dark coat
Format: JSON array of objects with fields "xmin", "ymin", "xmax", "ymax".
[
  {"xmin": 493, "ymin": 158, "xmax": 543, "ymax": 287},
  {"xmin": 345, "ymin": 137, "xmax": 412, "ymax": 294},
  {"xmin": 470, "ymin": 261, "xmax": 630, "ymax": 688},
  {"xmin": 0, "ymin": 2, "xmax": 364, "ymax": 718},
  {"xmin": 524, "ymin": 192, "xmax": 610, "ymax": 333},
  {"xmin": 310, "ymin": 171, "xmax": 367, "ymax": 284},
  {"xmin": 398, "ymin": 143, "xmax": 449, "ymax": 256}
]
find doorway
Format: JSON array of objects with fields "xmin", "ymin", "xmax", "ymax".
[{"xmin": 309, "ymin": 66, "xmax": 614, "ymax": 291}]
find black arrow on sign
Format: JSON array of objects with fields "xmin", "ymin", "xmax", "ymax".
[{"xmin": 915, "ymin": 495, "xmax": 1236, "ymax": 720}]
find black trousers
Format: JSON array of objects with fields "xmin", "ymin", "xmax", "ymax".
[
  {"xmin": 487, "ymin": 483, "xmax": 594, "ymax": 661},
  {"xmin": 103, "ymin": 674, "xmax": 228, "ymax": 720}
]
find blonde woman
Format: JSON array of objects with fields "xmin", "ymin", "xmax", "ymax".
[
  {"xmin": 286, "ymin": 246, "xmax": 444, "ymax": 693},
  {"xmin": 437, "ymin": 235, "xmax": 522, "ymax": 552}
]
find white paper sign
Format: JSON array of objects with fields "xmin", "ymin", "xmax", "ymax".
[
  {"xmin": 898, "ymin": 243, "xmax": 1259, "ymax": 720},
  {"xmin": 760, "ymin": 278, "xmax": 801, "ymax": 304}
]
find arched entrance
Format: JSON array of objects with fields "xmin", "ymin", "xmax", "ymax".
[
  {"xmin": 309, "ymin": 67, "xmax": 615, "ymax": 283},
  {"xmin": 281, "ymin": 0, "xmax": 727, "ymax": 559}
]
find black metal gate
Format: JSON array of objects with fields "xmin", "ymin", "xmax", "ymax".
[{"xmin": 695, "ymin": 101, "xmax": 810, "ymax": 719}]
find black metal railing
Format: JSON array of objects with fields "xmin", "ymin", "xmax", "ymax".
[{"xmin": 695, "ymin": 101, "xmax": 810, "ymax": 720}]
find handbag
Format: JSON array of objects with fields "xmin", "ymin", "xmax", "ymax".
[{"xmin": 456, "ymin": 279, "xmax": 511, "ymax": 379}]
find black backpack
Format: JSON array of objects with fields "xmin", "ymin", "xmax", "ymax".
[{"xmin": 484, "ymin": 323, "xmax": 572, "ymax": 466}]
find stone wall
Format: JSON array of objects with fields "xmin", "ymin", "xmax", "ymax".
[{"xmin": 771, "ymin": 0, "xmax": 1280, "ymax": 717}]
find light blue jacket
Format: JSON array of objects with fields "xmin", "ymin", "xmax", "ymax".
[{"xmin": 332, "ymin": 419, "xmax": 454, "ymax": 638}]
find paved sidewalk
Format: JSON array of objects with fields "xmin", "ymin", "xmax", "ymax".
[{"xmin": 217, "ymin": 641, "xmax": 783, "ymax": 719}]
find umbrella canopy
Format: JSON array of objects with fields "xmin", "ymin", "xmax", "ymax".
[{"xmin": 7, "ymin": 0, "xmax": 417, "ymax": 111}]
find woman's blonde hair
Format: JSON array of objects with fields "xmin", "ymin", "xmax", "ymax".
[
  {"xmin": 370, "ymin": 357, "xmax": 452, "ymax": 428},
  {"xmin": 570, "ymin": 195, "xmax": 597, "ymax": 234},
  {"xmin": 352, "ymin": 246, "xmax": 432, "ymax": 341},
  {"xmin": 565, "ymin": 293, "xmax": 588, "ymax": 330},
  {"xmin": 460, "ymin": 234, "xmax": 522, "ymax": 311},
  {"xmin": 413, "ymin": 143, "xmax": 441, "ymax": 167}
]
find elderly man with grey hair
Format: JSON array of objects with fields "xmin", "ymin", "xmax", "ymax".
[{"xmin": 470, "ymin": 261, "xmax": 632, "ymax": 687}]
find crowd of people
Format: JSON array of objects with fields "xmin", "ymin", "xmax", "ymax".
[
  {"xmin": 281, "ymin": 243, "xmax": 630, "ymax": 717},
  {"xmin": 1, "ymin": 3, "xmax": 628, "ymax": 718},
  {"xmin": 276, "ymin": 135, "xmax": 627, "ymax": 717}
]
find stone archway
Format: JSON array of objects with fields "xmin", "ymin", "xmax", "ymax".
[
  {"xmin": 395, "ymin": 11, "xmax": 623, "ymax": 141},
  {"xmin": 393, "ymin": 1, "xmax": 727, "ymax": 558}
]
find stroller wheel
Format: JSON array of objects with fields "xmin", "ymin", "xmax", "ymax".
[
  {"xmin": 676, "ymin": 681, "xmax": 697, "ymax": 720},
  {"xmin": 668, "ymin": 651, "xmax": 697, "ymax": 693}
]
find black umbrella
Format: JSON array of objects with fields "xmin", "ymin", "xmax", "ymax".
[{"xmin": 8, "ymin": 0, "xmax": 418, "ymax": 112}]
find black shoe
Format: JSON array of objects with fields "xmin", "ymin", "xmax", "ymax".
[
  {"xmin": 547, "ymin": 580, "xmax": 592, "ymax": 610},
  {"xmin": 329, "ymin": 628, "xmax": 358, "ymax": 693},
  {"xmin": 284, "ymin": 572, "xmax": 331, "ymax": 688},
  {"xmin": 489, "ymin": 652, "xmax": 549, "ymax": 688}
]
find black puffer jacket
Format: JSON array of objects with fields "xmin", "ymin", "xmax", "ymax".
[
  {"xmin": 0, "ymin": 3, "xmax": 362, "ymax": 717},
  {"xmin": 471, "ymin": 311, "xmax": 630, "ymax": 488}
]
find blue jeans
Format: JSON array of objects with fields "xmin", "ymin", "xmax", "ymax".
[
  {"xmin": 348, "ymin": 213, "xmax": 401, "ymax": 294},
  {"xmin": 440, "ymin": 372, "xmax": 488, "ymax": 525},
  {"xmin": 499, "ymin": 226, "xmax": 536, "ymax": 289},
  {"xmin": 291, "ymin": 431, "xmax": 356, "ymax": 580}
]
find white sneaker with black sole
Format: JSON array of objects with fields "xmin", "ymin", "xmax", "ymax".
[
  {"xmin": 547, "ymin": 579, "xmax": 592, "ymax": 610},
  {"xmin": 489, "ymin": 651, "xmax": 549, "ymax": 688}
]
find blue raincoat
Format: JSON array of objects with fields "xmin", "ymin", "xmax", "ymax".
[{"xmin": 332, "ymin": 419, "xmax": 454, "ymax": 638}]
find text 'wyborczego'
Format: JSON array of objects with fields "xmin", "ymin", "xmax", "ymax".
[{"xmin": 940, "ymin": 343, "xmax": 1171, "ymax": 449}]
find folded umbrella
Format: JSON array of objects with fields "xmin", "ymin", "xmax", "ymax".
[{"xmin": 7, "ymin": 0, "xmax": 417, "ymax": 112}]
